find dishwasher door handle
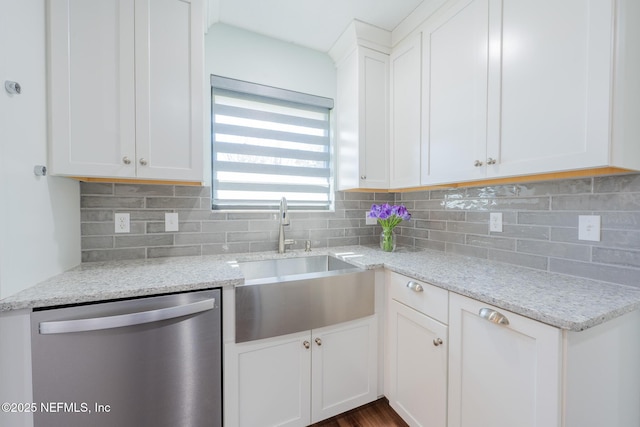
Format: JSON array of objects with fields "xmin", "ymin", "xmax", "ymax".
[{"xmin": 39, "ymin": 298, "xmax": 216, "ymax": 334}]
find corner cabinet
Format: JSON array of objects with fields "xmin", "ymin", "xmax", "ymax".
[
  {"xmin": 419, "ymin": 0, "xmax": 640, "ymax": 186},
  {"xmin": 225, "ymin": 316, "xmax": 378, "ymax": 427},
  {"xmin": 330, "ymin": 21, "xmax": 390, "ymax": 191},
  {"xmin": 48, "ymin": 0, "xmax": 204, "ymax": 182}
]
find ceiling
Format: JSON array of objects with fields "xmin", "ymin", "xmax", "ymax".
[{"xmin": 207, "ymin": 0, "xmax": 425, "ymax": 52}]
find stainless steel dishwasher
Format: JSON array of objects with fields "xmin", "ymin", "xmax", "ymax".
[{"xmin": 30, "ymin": 289, "xmax": 222, "ymax": 427}]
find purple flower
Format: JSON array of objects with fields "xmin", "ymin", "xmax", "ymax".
[{"xmin": 367, "ymin": 203, "xmax": 411, "ymax": 229}]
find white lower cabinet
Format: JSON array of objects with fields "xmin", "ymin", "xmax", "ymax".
[
  {"xmin": 447, "ymin": 293, "xmax": 561, "ymax": 427},
  {"xmin": 386, "ymin": 273, "xmax": 640, "ymax": 427},
  {"xmin": 386, "ymin": 271, "xmax": 448, "ymax": 427},
  {"xmin": 388, "ymin": 300, "xmax": 447, "ymax": 427},
  {"xmin": 225, "ymin": 316, "xmax": 378, "ymax": 427}
]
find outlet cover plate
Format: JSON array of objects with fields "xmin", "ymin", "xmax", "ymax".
[
  {"xmin": 578, "ymin": 215, "xmax": 601, "ymax": 241},
  {"xmin": 365, "ymin": 213, "xmax": 377, "ymax": 225},
  {"xmin": 165, "ymin": 212, "xmax": 179, "ymax": 232},
  {"xmin": 115, "ymin": 213, "xmax": 130, "ymax": 233},
  {"xmin": 489, "ymin": 212, "xmax": 503, "ymax": 232}
]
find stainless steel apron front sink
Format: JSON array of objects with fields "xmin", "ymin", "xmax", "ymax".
[{"xmin": 234, "ymin": 255, "xmax": 375, "ymax": 343}]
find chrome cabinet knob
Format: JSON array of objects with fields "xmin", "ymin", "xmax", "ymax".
[
  {"xmin": 122, "ymin": 156, "xmax": 132, "ymax": 165},
  {"xmin": 5, "ymin": 80, "xmax": 21, "ymax": 94},
  {"xmin": 303, "ymin": 340, "xmax": 310, "ymax": 349},
  {"xmin": 474, "ymin": 160, "xmax": 483, "ymax": 167},
  {"xmin": 433, "ymin": 338, "xmax": 443, "ymax": 347},
  {"xmin": 315, "ymin": 338, "xmax": 322, "ymax": 346},
  {"xmin": 360, "ymin": 175, "xmax": 366, "ymax": 180},
  {"xmin": 487, "ymin": 157, "xmax": 497, "ymax": 165},
  {"xmin": 139, "ymin": 158, "xmax": 148, "ymax": 166}
]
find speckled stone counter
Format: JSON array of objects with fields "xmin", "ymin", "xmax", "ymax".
[
  {"xmin": 0, "ymin": 255, "xmax": 244, "ymax": 311},
  {"xmin": 2, "ymin": 245, "xmax": 640, "ymax": 331},
  {"xmin": 326, "ymin": 246, "xmax": 640, "ymax": 331}
]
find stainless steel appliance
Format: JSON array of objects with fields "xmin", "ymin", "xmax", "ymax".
[{"xmin": 30, "ymin": 289, "xmax": 222, "ymax": 427}]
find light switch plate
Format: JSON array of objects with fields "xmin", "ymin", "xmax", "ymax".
[
  {"xmin": 578, "ymin": 215, "xmax": 601, "ymax": 241},
  {"xmin": 489, "ymin": 212, "xmax": 503, "ymax": 232},
  {"xmin": 115, "ymin": 213, "xmax": 130, "ymax": 233},
  {"xmin": 165, "ymin": 212, "xmax": 179, "ymax": 232}
]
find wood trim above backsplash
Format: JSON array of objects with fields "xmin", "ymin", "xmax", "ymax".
[{"xmin": 72, "ymin": 177, "xmax": 203, "ymax": 186}]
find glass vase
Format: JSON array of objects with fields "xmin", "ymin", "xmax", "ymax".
[{"xmin": 380, "ymin": 228, "xmax": 396, "ymax": 252}]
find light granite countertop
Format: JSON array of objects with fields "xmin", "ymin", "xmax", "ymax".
[{"xmin": 2, "ymin": 245, "xmax": 640, "ymax": 332}]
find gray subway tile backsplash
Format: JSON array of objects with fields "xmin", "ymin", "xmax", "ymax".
[{"xmin": 79, "ymin": 175, "xmax": 640, "ymax": 288}]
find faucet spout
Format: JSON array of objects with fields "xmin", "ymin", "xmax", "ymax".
[
  {"xmin": 279, "ymin": 197, "xmax": 290, "ymax": 226},
  {"xmin": 278, "ymin": 197, "xmax": 294, "ymax": 253}
]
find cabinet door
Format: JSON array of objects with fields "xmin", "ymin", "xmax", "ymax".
[
  {"xmin": 390, "ymin": 34, "xmax": 422, "ymax": 189},
  {"xmin": 358, "ymin": 48, "xmax": 390, "ymax": 189},
  {"xmin": 336, "ymin": 48, "xmax": 360, "ymax": 190},
  {"xmin": 311, "ymin": 316, "xmax": 378, "ymax": 423},
  {"xmin": 448, "ymin": 293, "xmax": 561, "ymax": 427},
  {"xmin": 388, "ymin": 300, "xmax": 447, "ymax": 427},
  {"xmin": 48, "ymin": 0, "xmax": 137, "ymax": 178},
  {"xmin": 421, "ymin": 0, "xmax": 489, "ymax": 185},
  {"xmin": 225, "ymin": 332, "xmax": 311, "ymax": 427},
  {"xmin": 135, "ymin": 0, "xmax": 204, "ymax": 181},
  {"xmin": 488, "ymin": 0, "xmax": 614, "ymax": 177}
]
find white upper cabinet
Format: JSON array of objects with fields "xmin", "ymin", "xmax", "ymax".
[
  {"xmin": 489, "ymin": 0, "xmax": 614, "ymax": 178},
  {"xmin": 48, "ymin": 0, "xmax": 204, "ymax": 182},
  {"xmin": 421, "ymin": 0, "xmax": 489, "ymax": 184},
  {"xmin": 417, "ymin": 0, "xmax": 640, "ymax": 186},
  {"xmin": 330, "ymin": 21, "xmax": 390, "ymax": 190},
  {"xmin": 389, "ymin": 34, "xmax": 422, "ymax": 189}
]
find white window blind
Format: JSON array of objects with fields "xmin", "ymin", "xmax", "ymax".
[{"xmin": 211, "ymin": 76, "xmax": 334, "ymax": 210}]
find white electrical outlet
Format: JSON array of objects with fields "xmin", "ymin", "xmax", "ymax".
[
  {"xmin": 165, "ymin": 212, "xmax": 179, "ymax": 232},
  {"xmin": 578, "ymin": 215, "xmax": 601, "ymax": 241},
  {"xmin": 489, "ymin": 212, "xmax": 503, "ymax": 232},
  {"xmin": 115, "ymin": 213, "xmax": 130, "ymax": 233},
  {"xmin": 365, "ymin": 212, "xmax": 377, "ymax": 225}
]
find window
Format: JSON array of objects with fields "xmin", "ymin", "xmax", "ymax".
[{"xmin": 211, "ymin": 75, "xmax": 334, "ymax": 210}]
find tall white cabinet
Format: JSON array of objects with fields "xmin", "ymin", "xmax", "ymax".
[
  {"xmin": 48, "ymin": 0, "xmax": 204, "ymax": 182},
  {"xmin": 330, "ymin": 21, "xmax": 390, "ymax": 190}
]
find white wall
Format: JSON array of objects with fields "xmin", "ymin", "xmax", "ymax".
[
  {"xmin": 0, "ymin": 0, "xmax": 80, "ymax": 300},
  {"xmin": 204, "ymin": 23, "xmax": 337, "ymax": 182}
]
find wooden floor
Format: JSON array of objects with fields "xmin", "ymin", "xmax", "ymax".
[{"xmin": 311, "ymin": 398, "xmax": 408, "ymax": 427}]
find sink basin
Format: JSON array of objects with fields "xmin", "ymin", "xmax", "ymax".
[
  {"xmin": 238, "ymin": 255, "xmax": 359, "ymax": 283},
  {"xmin": 235, "ymin": 255, "xmax": 374, "ymax": 343}
]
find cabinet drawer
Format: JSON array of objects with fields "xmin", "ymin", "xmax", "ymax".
[{"xmin": 387, "ymin": 271, "xmax": 448, "ymax": 324}]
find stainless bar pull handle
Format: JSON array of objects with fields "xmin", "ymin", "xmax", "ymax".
[
  {"xmin": 39, "ymin": 299, "xmax": 215, "ymax": 334},
  {"xmin": 478, "ymin": 307, "xmax": 509, "ymax": 325},
  {"xmin": 406, "ymin": 281, "xmax": 424, "ymax": 292}
]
